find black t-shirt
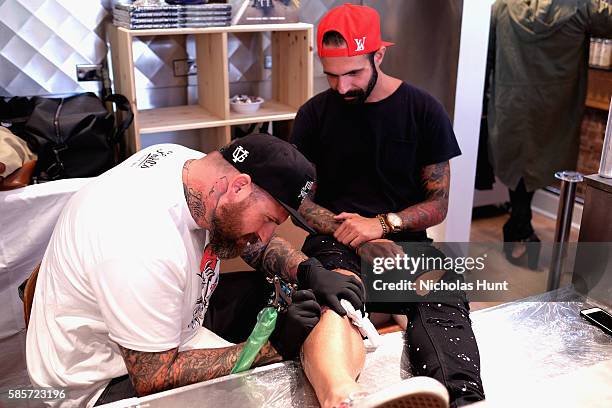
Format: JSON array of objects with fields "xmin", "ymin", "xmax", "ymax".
[{"xmin": 290, "ymin": 82, "xmax": 461, "ymax": 238}]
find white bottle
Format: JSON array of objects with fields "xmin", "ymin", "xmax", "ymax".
[
  {"xmin": 600, "ymin": 39, "xmax": 612, "ymax": 69},
  {"xmin": 592, "ymin": 38, "xmax": 603, "ymax": 68}
]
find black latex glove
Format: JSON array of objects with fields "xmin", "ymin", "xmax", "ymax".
[
  {"xmin": 269, "ymin": 289, "xmax": 321, "ymax": 360},
  {"xmin": 297, "ymin": 257, "xmax": 365, "ymax": 316}
]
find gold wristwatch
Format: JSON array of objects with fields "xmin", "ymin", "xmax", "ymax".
[{"xmin": 385, "ymin": 213, "xmax": 402, "ymax": 233}]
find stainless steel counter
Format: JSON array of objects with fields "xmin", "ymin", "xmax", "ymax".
[
  {"xmin": 574, "ymin": 174, "xmax": 612, "ymax": 307},
  {"xmin": 100, "ymin": 287, "xmax": 612, "ymax": 408},
  {"xmin": 584, "ymin": 174, "xmax": 612, "ymax": 194}
]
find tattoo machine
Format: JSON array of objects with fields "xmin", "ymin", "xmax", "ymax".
[
  {"xmin": 230, "ymin": 275, "xmax": 296, "ymax": 374},
  {"xmin": 266, "ymin": 274, "xmax": 296, "ymax": 312}
]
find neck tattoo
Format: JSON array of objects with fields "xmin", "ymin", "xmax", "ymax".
[{"xmin": 182, "ymin": 160, "xmax": 206, "ymax": 222}]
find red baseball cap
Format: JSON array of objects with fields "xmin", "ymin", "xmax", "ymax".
[{"xmin": 317, "ymin": 3, "xmax": 394, "ymax": 58}]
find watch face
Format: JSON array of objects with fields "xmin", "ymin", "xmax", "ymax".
[{"xmin": 387, "ymin": 213, "xmax": 402, "ymax": 230}]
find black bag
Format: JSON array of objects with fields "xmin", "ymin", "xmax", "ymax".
[
  {"xmin": 0, "ymin": 96, "xmax": 33, "ymax": 138},
  {"xmin": 1, "ymin": 92, "xmax": 133, "ymax": 181}
]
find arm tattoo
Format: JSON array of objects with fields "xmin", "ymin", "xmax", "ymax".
[
  {"xmin": 118, "ymin": 342, "xmax": 279, "ymax": 396},
  {"xmin": 262, "ymin": 237, "xmax": 307, "ymax": 282},
  {"xmin": 298, "ymin": 197, "xmax": 341, "ymax": 235},
  {"xmin": 241, "ymin": 236, "xmax": 307, "ymax": 283},
  {"xmin": 422, "ymin": 161, "xmax": 450, "ymax": 201},
  {"xmin": 240, "ymin": 239, "xmax": 266, "ymax": 269},
  {"xmin": 397, "ymin": 161, "xmax": 450, "ymax": 231}
]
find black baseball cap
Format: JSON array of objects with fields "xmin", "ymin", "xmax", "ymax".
[{"xmin": 220, "ymin": 133, "xmax": 316, "ymax": 234}]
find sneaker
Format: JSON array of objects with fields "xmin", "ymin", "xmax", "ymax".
[{"xmin": 339, "ymin": 377, "xmax": 449, "ymax": 408}]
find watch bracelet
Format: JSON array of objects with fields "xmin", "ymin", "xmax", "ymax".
[{"xmin": 376, "ymin": 214, "xmax": 388, "ymax": 237}]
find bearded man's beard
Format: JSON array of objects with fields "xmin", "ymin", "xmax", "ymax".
[
  {"xmin": 209, "ymin": 199, "xmax": 259, "ymax": 259},
  {"xmin": 337, "ymin": 60, "xmax": 378, "ymax": 104}
]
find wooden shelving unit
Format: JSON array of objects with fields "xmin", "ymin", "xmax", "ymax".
[
  {"xmin": 108, "ymin": 23, "xmax": 313, "ymax": 154},
  {"xmin": 586, "ymin": 67, "xmax": 612, "ymax": 111}
]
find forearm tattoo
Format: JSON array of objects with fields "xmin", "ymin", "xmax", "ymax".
[
  {"xmin": 397, "ymin": 161, "xmax": 450, "ymax": 231},
  {"xmin": 118, "ymin": 342, "xmax": 279, "ymax": 396},
  {"xmin": 298, "ymin": 197, "xmax": 341, "ymax": 235},
  {"xmin": 240, "ymin": 239, "xmax": 266, "ymax": 269},
  {"xmin": 241, "ymin": 236, "xmax": 307, "ymax": 283}
]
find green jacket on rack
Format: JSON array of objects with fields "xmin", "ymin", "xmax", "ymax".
[{"xmin": 487, "ymin": 0, "xmax": 612, "ymax": 192}]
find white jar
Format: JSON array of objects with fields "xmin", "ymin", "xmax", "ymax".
[
  {"xmin": 592, "ymin": 38, "xmax": 603, "ymax": 68},
  {"xmin": 600, "ymin": 39, "xmax": 612, "ymax": 69}
]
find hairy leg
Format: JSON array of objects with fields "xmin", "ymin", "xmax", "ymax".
[{"xmin": 301, "ymin": 268, "xmax": 366, "ymax": 408}]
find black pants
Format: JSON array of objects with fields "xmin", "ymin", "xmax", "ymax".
[
  {"xmin": 505, "ymin": 178, "xmax": 535, "ymax": 240},
  {"xmin": 302, "ymin": 234, "xmax": 486, "ymax": 408},
  {"xmin": 403, "ymin": 300, "xmax": 484, "ymax": 407}
]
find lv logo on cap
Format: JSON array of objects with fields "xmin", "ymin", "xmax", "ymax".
[
  {"xmin": 354, "ymin": 37, "xmax": 366, "ymax": 52},
  {"xmin": 232, "ymin": 146, "xmax": 249, "ymax": 163}
]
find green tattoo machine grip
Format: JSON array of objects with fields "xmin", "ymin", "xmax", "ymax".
[{"xmin": 230, "ymin": 306, "xmax": 278, "ymax": 374}]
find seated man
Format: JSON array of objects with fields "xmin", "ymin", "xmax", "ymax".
[
  {"xmin": 289, "ymin": 4, "xmax": 487, "ymax": 408},
  {"xmin": 26, "ymin": 134, "xmax": 340, "ymax": 406}
]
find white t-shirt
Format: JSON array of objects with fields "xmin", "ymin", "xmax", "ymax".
[{"xmin": 26, "ymin": 144, "xmax": 222, "ymax": 407}]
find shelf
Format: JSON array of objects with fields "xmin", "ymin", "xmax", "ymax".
[
  {"xmin": 138, "ymin": 101, "xmax": 297, "ymax": 134},
  {"xmin": 139, "ymin": 105, "xmax": 225, "ymax": 134},
  {"xmin": 586, "ymin": 68, "xmax": 612, "ymax": 111},
  {"xmin": 227, "ymin": 100, "xmax": 296, "ymax": 125},
  {"xmin": 120, "ymin": 23, "xmax": 312, "ymax": 37},
  {"xmin": 588, "ymin": 66, "xmax": 612, "ymax": 72},
  {"xmin": 585, "ymin": 100, "xmax": 611, "ymax": 111},
  {"xmin": 109, "ymin": 22, "xmax": 313, "ymax": 153}
]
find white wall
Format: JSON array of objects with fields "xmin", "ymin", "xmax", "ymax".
[{"xmin": 429, "ymin": 0, "xmax": 495, "ymax": 242}]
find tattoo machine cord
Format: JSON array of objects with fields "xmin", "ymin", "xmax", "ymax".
[{"xmin": 230, "ymin": 275, "xmax": 296, "ymax": 374}]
